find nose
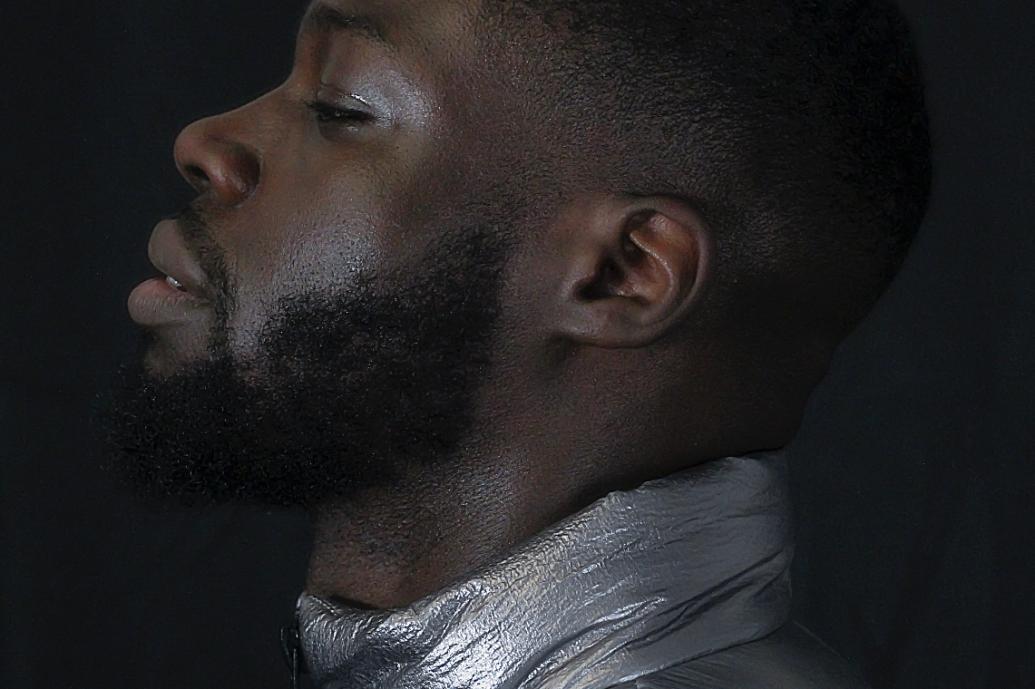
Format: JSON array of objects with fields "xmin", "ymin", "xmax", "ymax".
[{"xmin": 173, "ymin": 112, "xmax": 262, "ymax": 206}]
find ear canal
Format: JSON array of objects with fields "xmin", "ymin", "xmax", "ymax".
[
  {"xmin": 577, "ymin": 257, "xmax": 619, "ymax": 300},
  {"xmin": 574, "ymin": 214, "xmax": 666, "ymax": 304}
]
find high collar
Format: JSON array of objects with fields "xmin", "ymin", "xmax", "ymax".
[{"xmin": 296, "ymin": 452, "xmax": 793, "ymax": 689}]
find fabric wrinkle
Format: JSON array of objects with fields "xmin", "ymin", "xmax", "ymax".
[{"xmin": 297, "ymin": 452, "xmax": 793, "ymax": 689}]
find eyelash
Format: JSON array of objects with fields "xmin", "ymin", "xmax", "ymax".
[{"xmin": 305, "ymin": 100, "xmax": 375, "ymax": 126}]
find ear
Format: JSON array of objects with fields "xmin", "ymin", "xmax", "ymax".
[{"xmin": 553, "ymin": 195, "xmax": 711, "ymax": 348}]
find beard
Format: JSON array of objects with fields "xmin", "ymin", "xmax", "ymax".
[{"xmin": 99, "ymin": 219, "xmax": 513, "ymax": 508}]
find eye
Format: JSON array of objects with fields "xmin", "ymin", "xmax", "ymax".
[{"xmin": 305, "ymin": 100, "xmax": 375, "ymax": 126}]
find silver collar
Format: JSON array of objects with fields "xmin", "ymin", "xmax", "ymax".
[{"xmin": 296, "ymin": 452, "xmax": 793, "ymax": 689}]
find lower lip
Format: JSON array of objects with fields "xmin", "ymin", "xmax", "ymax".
[{"xmin": 127, "ymin": 277, "xmax": 209, "ymax": 326}]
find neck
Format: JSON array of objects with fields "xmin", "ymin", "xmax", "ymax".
[
  {"xmin": 296, "ymin": 452, "xmax": 794, "ymax": 689},
  {"xmin": 304, "ymin": 451, "xmax": 581, "ymax": 609}
]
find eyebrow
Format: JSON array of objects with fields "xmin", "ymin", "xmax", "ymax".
[{"xmin": 302, "ymin": 2, "xmax": 392, "ymax": 49}]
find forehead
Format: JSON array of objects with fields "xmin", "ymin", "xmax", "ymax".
[{"xmin": 299, "ymin": 0, "xmax": 484, "ymax": 60}]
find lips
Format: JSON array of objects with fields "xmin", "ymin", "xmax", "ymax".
[
  {"xmin": 146, "ymin": 219, "xmax": 211, "ymax": 300},
  {"xmin": 126, "ymin": 219, "xmax": 212, "ymax": 326}
]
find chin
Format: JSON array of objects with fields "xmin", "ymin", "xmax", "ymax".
[{"xmin": 136, "ymin": 326, "xmax": 217, "ymax": 378}]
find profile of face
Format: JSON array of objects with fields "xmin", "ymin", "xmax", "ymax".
[{"xmin": 106, "ymin": 1, "xmax": 535, "ymax": 506}]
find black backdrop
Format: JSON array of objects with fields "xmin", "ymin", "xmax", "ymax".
[{"xmin": 2, "ymin": 2, "xmax": 1032, "ymax": 688}]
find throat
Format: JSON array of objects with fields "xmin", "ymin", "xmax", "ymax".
[
  {"xmin": 306, "ymin": 500, "xmax": 453, "ymax": 609},
  {"xmin": 304, "ymin": 465, "xmax": 540, "ymax": 609}
]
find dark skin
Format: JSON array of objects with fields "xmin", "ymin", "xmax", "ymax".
[{"xmin": 133, "ymin": 0, "xmax": 828, "ymax": 608}]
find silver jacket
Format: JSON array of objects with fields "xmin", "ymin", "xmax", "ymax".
[{"xmin": 294, "ymin": 453, "xmax": 870, "ymax": 689}]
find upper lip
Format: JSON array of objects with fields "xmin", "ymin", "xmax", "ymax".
[{"xmin": 147, "ymin": 218, "xmax": 211, "ymax": 301}]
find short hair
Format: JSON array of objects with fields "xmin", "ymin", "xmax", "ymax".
[{"xmin": 490, "ymin": 0, "xmax": 932, "ymax": 339}]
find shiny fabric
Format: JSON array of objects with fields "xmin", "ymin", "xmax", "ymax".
[
  {"xmin": 617, "ymin": 621, "xmax": 870, "ymax": 689},
  {"xmin": 296, "ymin": 452, "xmax": 796, "ymax": 689}
]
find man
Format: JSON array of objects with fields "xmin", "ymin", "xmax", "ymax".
[{"xmin": 103, "ymin": 0, "xmax": 931, "ymax": 687}]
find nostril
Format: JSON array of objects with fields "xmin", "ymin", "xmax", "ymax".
[
  {"xmin": 173, "ymin": 127, "xmax": 260, "ymax": 204},
  {"xmin": 184, "ymin": 164, "xmax": 209, "ymax": 189},
  {"xmin": 236, "ymin": 152, "xmax": 261, "ymax": 196}
]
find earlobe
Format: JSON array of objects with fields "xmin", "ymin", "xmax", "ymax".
[{"xmin": 557, "ymin": 197, "xmax": 709, "ymax": 349}]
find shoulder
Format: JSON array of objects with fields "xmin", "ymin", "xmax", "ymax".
[{"xmin": 612, "ymin": 621, "xmax": 871, "ymax": 689}]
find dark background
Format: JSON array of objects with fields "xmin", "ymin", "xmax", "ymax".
[{"xmin": 2, "ymin": 1, "xmax": 1032, "ymax": 688}]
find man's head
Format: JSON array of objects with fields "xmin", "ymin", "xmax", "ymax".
[{"xmin": 104, "ymin": 0, "xmax": 930, "ymax": 508}]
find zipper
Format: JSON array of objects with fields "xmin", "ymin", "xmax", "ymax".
[{"xmin": 280, "ymin": 624, "xmax": 306, "ymax": 689}]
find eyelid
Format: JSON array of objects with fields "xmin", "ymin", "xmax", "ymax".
[
  {"xmin": 306, "ymin": 84, "xmax": 380, "ymax": 130},
  {"xmin": 315, "ymin": 83, "xmax": 374, "ymax": 113},
  {"xmin": 306, "ymin": 100, "xmax": 375, "ymax": 127}
]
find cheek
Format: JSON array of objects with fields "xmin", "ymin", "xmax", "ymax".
[{"xmin": 221, "ymin": 179, "xmax": 391, "ymax": 361}]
